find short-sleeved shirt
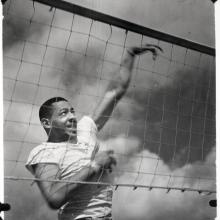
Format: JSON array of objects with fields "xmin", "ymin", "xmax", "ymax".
[{"xmin": 26, "ymin": 116, "xmax": 112, "ymax": 220}]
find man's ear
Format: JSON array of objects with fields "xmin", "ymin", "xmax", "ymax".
[{"xmin": 41, "ymin": 118, "xmax": 51, "ymax": 129}]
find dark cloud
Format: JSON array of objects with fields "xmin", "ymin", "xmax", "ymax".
[
  {"xmin": 3, "ymin": 14, "xmax": 29, "ymax": 48},
  {"xmin": 60, "ymin": 48, "xmax": 102, "ymax": 95},
  {"xmin": 101, "ymin": 58, "xmax": 216, "ymax": 168},
  {"xmin": 3, "ymin": 0, "xmax": 51, "ymax": 49}
]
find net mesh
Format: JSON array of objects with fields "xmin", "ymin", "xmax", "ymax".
[{"xmin": 3, "ymin": 0, "xmax": 216, "ymax": 219}]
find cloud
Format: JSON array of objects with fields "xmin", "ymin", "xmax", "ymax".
[
  {"xmin": 3, "ymin": 0, "xmax": 51, "ymax": 49},
  {"xmin": 109, "ymin": 138, "xmax": 216, "ymax": 220}
]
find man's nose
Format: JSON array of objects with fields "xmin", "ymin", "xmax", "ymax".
[{"xmin": 68, "ymin": 112, "xmax": 77, "ymax": 121}]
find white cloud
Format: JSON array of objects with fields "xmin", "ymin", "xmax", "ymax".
[{"xmin": 104, "ymin": 136, "xmax": 216, "ymax": 220}]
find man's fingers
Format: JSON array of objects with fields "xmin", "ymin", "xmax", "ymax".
[
  {"xmin": 110, "ymin": 156, "xmax": 117, "ymax": 166},
  {"xmin": 129, "ymin": 44, "xmax": 163, "ymax": 56},
  {"xmin": 106, "ymin": 156, "xmax": 117, "ymax": 173},
  {"xmin": 150, "ymin": 48, "xmax": 159, "ymax": 60},
  {"xmin": 144, "ymin": 44, "xmax": 163, "ymax": 52},
  {"xmin": 141, "ymin": 46, "xmax": 163, "ymax": 55}
]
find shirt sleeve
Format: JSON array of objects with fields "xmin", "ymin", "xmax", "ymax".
[
  {"xmin": 77, "ymin": 116, "xmax": 98, "ymax": 145},
  {"xmin": 25, "ymin": 146, "xmax": 59, "ymax": 175}
]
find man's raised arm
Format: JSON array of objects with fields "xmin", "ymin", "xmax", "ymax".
[{"xmin": 92, "ymin": 44, "xmax": 163, "ymax": 131}]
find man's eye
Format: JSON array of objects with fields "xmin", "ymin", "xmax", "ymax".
[{"xmin": 60, "ymin": 112, "xmax": 66, "ymax": 116}]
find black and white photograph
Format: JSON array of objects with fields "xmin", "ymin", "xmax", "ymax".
[{"xmin": 2, "ymin": 0, "xmax": 216, "ymax": 219}]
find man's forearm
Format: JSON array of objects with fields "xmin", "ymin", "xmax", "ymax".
[
  {"xmin": 117, "ymin": 51, "xmax": 135, "ymax": 90},
  {"xmin": 38, "ymin": 164, "xmax": 100, "ymax": 209},
  {"xmin": 107, "ymin": 51, "xmax": 135, "ymax": 100}
]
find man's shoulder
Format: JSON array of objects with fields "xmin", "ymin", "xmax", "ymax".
[
  {"xmin": 29, "ymin": 142, "xmax": 55, "ymax": 154},
  {"xmin": 25, "ymin": 142, "xmax": 63, "ymax": 174},
  {"xmin": 78, "ymin": 115, "xmax": 95, "ymax": 125},
  {"xmin": 77, "ymin": 116, "xmax": 98, "ymax": 145},
  {"xmin": 28, "ymin": 143, "xmax": 46, "ymax": 156},
  {"xmin": 78, "ymin": 115, "xmax": 97, "ymax": 132},
  {"xmin": 26, "ymin": 142, "xmax": 63, "ymax": 163}
]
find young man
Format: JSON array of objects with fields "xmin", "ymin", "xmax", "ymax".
[{"xmin": 25, "ymin": 44, "xmax": 162, "ymax": 220}]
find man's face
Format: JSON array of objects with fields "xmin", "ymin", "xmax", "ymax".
[{"xmin": 49, "ymin": 101, "xmax": 77, "ymax": 141}]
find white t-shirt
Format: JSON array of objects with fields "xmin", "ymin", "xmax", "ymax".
[{"xmin": 26, "ymin": 116, "xmax": 112, "ymax": 220}]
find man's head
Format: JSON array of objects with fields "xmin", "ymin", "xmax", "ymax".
[{"xmin": 39, "ymin": 97, "xmax": 77, "ymax": 142}]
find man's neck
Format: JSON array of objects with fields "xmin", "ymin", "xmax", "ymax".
[{"xmin": 47, "ymin": 134, "xmax": 78, "ymax": 144}]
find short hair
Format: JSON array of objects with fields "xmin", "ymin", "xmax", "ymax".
[{"xmin": 39, "ymin": 97, "xmax": 68, "ymax": 121}]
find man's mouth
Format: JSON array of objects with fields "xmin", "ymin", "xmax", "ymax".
[{"xmin": 66, "ymin": 123, "xmax": 77, "ymax": 129}]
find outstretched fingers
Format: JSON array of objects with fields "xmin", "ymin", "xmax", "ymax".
[
  {"xmin": 128, "ymin": 44, "xmax": 163, "ymax": 60},
  {"xmin": 110, "ymin": 155, "xmax": 117, "ymax": 166},
  {"xmin": 107, "ymin": 156, "xmax": 117, "ymax": 173},
  {"xmin": 106, "ymin": 150, "xmax": 117, "ymax": 166},
  {"xmin": 105, "ymin": 150, "xmax": 117, "ymax": 172},
  {"xmin": 144, "ymin": 44, "xmax": 163, "ymax": 52}
]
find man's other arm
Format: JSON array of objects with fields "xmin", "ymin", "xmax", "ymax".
[
  {"xmin": 33, "ymin": 150, "xmax": 116, "ymax": 209},
  {"xmin": 92, "ymin": 45, "xmax": 163, "ymax": 131}
]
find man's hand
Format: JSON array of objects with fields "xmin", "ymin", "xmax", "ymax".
[
  {"xmin": 127, "ymin": 44, "xmax": 163, "ymax": 60},
  {"xmin": 92, "ymin": 150, "xmax": 117, "ymax": 173}
]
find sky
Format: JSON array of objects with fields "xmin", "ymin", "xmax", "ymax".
[{"xmin": 2, "ymin": 0, "xmax": 216, "ymax": 219}]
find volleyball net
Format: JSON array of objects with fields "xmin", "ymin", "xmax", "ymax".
[{"xmin": 3, "ymin": 0, "xmax": 216, "ymax": 196}]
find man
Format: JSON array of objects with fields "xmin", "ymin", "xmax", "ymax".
[{"xmin": 25, "ymin": 44, "xmax": 162, "ymax": 220}]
